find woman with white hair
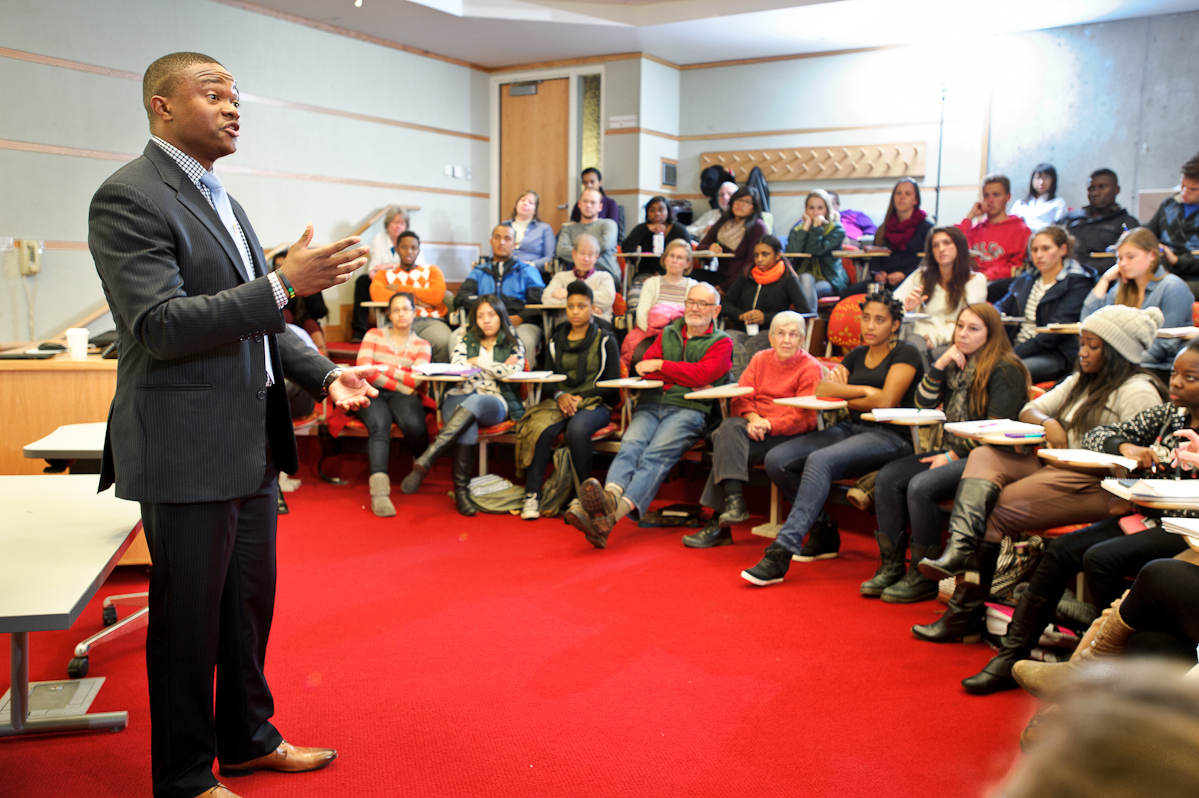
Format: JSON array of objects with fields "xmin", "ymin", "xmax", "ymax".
[{"xmin": 684, "ymin": 311, "xmax": 824, "ymax": 548}]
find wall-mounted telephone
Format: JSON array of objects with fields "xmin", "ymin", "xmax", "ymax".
[{"xmin": 18, "ymin": 240, "xmax": 41, "ymax": 276}]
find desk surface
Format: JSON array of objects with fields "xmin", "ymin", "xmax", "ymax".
[
  {"xmin": 0, "ymin": 475, "xmax": 141, "ymax": 634},
  {"xmin": 774, "ymin": 396, "xmax": 847, "ymax": 410},
  {"xmin": 23, "ymin": 422, "xmax": 106, "ymax": 460},
  {"xmin": 0, "ymin": 353, "xmax": 117, "ymax": 372}
]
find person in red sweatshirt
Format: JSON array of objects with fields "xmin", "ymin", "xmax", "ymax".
[
  {"xmin": 682, "ymin": 311, "xmax": 824, "ymax": 548},
  {"xmin": 956, "ymin": 174, "xmax": 1032, "ymax": 301}
]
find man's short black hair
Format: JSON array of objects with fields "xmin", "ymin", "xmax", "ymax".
[
  {"xmin": 398, "ymin": 230, "xmax": 420, "ymax": 245},
  {"xmin": 567, "ymin": 280, "xmax": 593, "ymax": 302},
  {"xmin": 143, "ymin": 52, "xmax": 222, "ymax": 123},
  {"xmin": 581, "ymin": 167, "xmax": 602, "ymax": 181},
  {"xmin": 1090, "ymin": 168, "xmax": 1118, "ymax": 183},
  {"xmin": 981, "ymin": 173, "xmax": 1011, "ymax": 194}
]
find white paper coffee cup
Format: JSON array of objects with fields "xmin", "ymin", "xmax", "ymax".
[{"xmin": 65, "ymin": 328, "xmax": 89, "ymax": 360}]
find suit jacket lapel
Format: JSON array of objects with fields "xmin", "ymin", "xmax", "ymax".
[{"xmin": 143, "ymin": 143, "xmax": 252, "ymax": 285}]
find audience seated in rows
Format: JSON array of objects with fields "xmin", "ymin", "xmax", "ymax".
[
  {"xmin": 1062, "ymin": 168, "xmax": 1140, "ymax": 269},
  {"xmin": 567, "ymin": 283, "xmax": 734, "ymax": 547},
  {"xmin": 742, "ymin": 291, "xmax": 924, "ymax": 584},
  {"xmin": 995, "ymin": 225, "xmax": 1096, "ymax": 383},
  {"xmin": 1147, "ymin": 152, "xmax": 1199, "ymax": 283},
  {"xmin": 895, "ymin": 226, "xmax": 988, "ymax": 360},
  {"xmin": 1081, "ymin": 227, "xmax": 1192, "ymax": 378},
  {"xmin": 369, "ymin": 231, "xmax": 453, "ymax": 362},
  {"xmin": 786, "ymin": 188, "xmax": 849, "ymax": 307},
  {"xmin": 457, "ymin": 223, "xmax": 545, "ymax": 361},
  {"xmin": 569, "ymin": 167, "xmax": 624, "ymax": 242},
  {"xmin": 515, "ymin": 281, "xmax": 621, "ymax": 519},
  {"xmin": 622, "ymin": 195, "xmax": 690, "ymax": 277},
  {"xmin": 352, "ymin": 205, "xmax": 421, "ymax": 340},
  {"xmin": 401, "ymin": 295, "xmax": 527, "ymax": 515},
  {"xmin": 354, "ymin": 292, "xmax": 433, "ymax": 517},
  {"xmin": 829, "ymin": 190, "xmax": 876, "ymax": 245},
  {"xmin": 915, "ymin": 304, "xmax": 1167, "ymax": 678},
  {"xmin": 865, "ymin": 304, "xmax": 1029, "ymax": 604},
  {"xmin": 697, "ymin": 186, "xmax": 768, "ymax": 291},
  {"xmin": 508, "ymin": 190, "xmax": 557, "ymax": 271},
  {"xmin": 558, "ymin": 187, "xmax": 619, "ymax": 280},
  {"xmin": 956, "ymin": 173, "xmax": 1032, "ymax": 302},
  {"xmin": 1009, "ymin": 162, "xmax": 1068, "ymax": 230},
  {"xmin": 542, "ymin": 234, "xmax": 616, "ymax": 324},
  {"xmin": 687, "ymin": 180, "xmax": 736, "ymax": 241},
  {"xmin": 683, "ymin": 312, "xmax": 823, "ymax": 549},
  {"xmin": 720, "ymin": 235, "xmax": 810, "ymax": 372}
]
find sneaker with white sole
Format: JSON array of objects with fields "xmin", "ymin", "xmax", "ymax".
[{"xmin": 520, "ymin": 494, "xmax": 540, "ymax": 520}]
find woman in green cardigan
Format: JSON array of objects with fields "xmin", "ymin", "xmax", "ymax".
[{"xmin": 787, "ymin": 188, "xmax": 849, "ymax": 309}]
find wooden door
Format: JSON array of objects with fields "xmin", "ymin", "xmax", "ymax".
[{"xmin": 500, "ymin": 79, "xmax": 570, "ymax": 233}]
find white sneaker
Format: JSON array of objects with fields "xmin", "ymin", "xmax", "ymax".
[{"xmin": 521, "ymin": 494, "xmax": 540, "ymax": 520}]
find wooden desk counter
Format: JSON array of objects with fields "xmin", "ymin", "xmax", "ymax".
[{"xmin": 0, "ymin": 354, "xmax": 117, "ymax": 475}]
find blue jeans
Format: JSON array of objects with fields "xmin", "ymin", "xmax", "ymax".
[
  {"xmin": 441, "ymin": 392, "xmax": 508, "ymax": 444},
  {"xmin": 874, "ymin": 452, "xmax": 967, "ymax": 547},
  {"xmin": 764, "ymin": 420, "xmax": 912, "ymax": 554},
  {"xmin": 525, "ymin": 405, "xmax": 612, "ymax": 496},
  {"xmin": 798, "ymin": 273, "xmax": 834, "ymax": 313},
  {"xmin": 605, "ymin": 402, "xmax": 707, "ymax": 518}
]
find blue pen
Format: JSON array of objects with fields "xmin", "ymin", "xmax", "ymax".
[{"xmin": 1004, "ymin": 433, "xmax": 1043, "ymax": 439}]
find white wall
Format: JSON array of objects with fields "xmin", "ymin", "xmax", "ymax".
[{"xmin": 0, "ymin": 0, "xmax": 490, "ymax": 341}]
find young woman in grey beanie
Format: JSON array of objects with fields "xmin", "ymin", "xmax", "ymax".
[{"xmin": 909, "ymin": 304, "xmax": 1168, "ymax": 664}]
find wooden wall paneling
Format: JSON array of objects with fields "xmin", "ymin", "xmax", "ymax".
[{"xmin": 700, "ymin": 142, "xmax": 926, "ymax": 182}]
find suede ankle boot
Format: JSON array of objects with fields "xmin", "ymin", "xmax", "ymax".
[{"xmin": 368, "ymin": 472, "xmax": 396, "ymax": 517}]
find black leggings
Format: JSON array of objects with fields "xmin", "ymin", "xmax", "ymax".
[
  {"xmin": 524, "ymin": 406, "xmax": 611, "ymax": 496},
  {"xmin": 1026, "ymin": 518, "xmax": 1188, "ymax": 614},
  {"xmin": 1121, "ymin": 558, "xmax": 1199, "ymax": 663}
]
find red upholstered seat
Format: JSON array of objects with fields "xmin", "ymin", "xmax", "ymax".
[
  {"xmin": 826, "ymin": 293, "xmax": 866, "ymax": 352},
  {"xmin": 1036, "ymin": 524, "xmax": 1087, "ymax": 539},
  {"xmin": 478, "ymin": 420, "xmax": 516, "ymax": 437},
  {"xmin": 1192, "ymin": 301, "xmax": 1199, "ymax": 327},
  {"xmin": 325, "ymin": 340, "xmax": 362, "ymax": 365}
]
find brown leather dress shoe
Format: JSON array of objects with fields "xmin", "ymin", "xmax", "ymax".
[
  {"xmin": 193, "ymin": 786, "xmax": 242, "ymax": 798},
  {"xmin": 219, "ymin": 741, "xmax": 338, "ymax": 776}
]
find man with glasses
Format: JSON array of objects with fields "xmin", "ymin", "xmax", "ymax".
[{"xmin": 568, "ymin": 283, "xmax": 734, "ymax": 548}]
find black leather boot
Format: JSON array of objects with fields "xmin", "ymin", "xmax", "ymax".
[
  {"xmin": 912, "ymin": 539, "xmax": 1000, "ymax": 643},
  {"xmin": 682, "ymin": 518, "xmax": 733, "ymax": 548},
  {"xmin": 918, "ymin": 478, "xmax": 1001, "ymax": 580},
  {"xmin": 400, "ymin": 406, "xmax": 476, "ymax": 494},
  {"xmin": 718, "ymin": 493, "xmax": 750, "ymax": 526},
  {"xmin": 882, "ymin": 543, "xmax": 941, "ymax": 603},
  {"xmin": 451, "ymin": 444, "xmax": 477, "ymax": 516},
  {"xmin": 860, "ymin": 531, "xmax": 907, "ymax": 597},
  {"xmin": 962, "ymin": 590, "xmax": 1054, "ymax": 694}
]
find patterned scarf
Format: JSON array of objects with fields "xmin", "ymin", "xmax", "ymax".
[{"xmin": 944, "ymin": 356, "xmax": 977, "ymax": 424}]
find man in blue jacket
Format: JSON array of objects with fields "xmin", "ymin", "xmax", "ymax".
[{"xmin": 456, "ymin": 223, "xmax": 545, "ymax": 362}]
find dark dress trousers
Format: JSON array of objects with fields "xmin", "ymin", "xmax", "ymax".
[{"xmin": 89, "ymin": 142, "xmax": 334, "ymax": 798}]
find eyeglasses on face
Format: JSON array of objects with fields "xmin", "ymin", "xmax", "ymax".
[{"xmin": 684, "ymin": 299, "xmax": 715, "ymax": 309}]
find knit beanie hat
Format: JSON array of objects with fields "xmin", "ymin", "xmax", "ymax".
[{"xmin": 1080, "ymin": 305, "xmax": 1164, "ymax": 364}]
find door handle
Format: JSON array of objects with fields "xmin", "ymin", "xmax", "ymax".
[{"xmin": 557, "ymin": 204, "xmax": 568, "ymax": 210}]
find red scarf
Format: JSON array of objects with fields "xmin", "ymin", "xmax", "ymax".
[
  {"xmin": 884, "ymin": 208, "xmax": 927, "ymax": 250},
  {"xmin": 751, "ymin": 259, "xmax": 786, "ymax": 285}
]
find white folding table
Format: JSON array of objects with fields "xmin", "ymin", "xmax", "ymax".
[{"xmin": 0, "ymin": 475, "xmax": 142, "ymax": 737}]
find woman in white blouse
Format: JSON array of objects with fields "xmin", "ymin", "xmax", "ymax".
[
  {"xmin": 894, "ymin": 226, "xmax": 988, "ymax": 359},
  {"xmin": 1009, "ymin": 163, "xmax": 1068, "ymax": 230}
]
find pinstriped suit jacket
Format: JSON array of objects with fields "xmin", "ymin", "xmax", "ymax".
[{"xmin": 89, "ymin": 142, "xmax": 332, "ymax": 504}]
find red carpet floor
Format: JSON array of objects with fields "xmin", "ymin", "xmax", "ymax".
[{"xmin": 1, "ymin": 451, "xmax": 1036, "ymax": 797}]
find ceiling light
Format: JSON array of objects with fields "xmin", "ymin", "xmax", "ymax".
[{"xmin": 354, "ymin": 0, "xmax": 362, "ymax": 7}]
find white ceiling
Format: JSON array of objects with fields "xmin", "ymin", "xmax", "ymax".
[{"xmin": 236, "ymin": 0, "xmax": 1199, "ymax": 68}]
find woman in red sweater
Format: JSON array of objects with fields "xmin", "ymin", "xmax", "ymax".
[{"xmin": 683, "ymin": 311, "xmax": 824, "ymax": 548}]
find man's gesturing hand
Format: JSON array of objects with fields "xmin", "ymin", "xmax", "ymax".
[
  {"xmin": 328, "ymin": 366, "xmax": 380, "ymax": 412},
  {"xmin": 279, "ymin": 225, "xmax": 370, "ymax": 296}
]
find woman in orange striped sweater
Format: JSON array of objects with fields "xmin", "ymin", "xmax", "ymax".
[{"xmin": 355, "ymin": 292, "xmax": 433, "ymax": 517}]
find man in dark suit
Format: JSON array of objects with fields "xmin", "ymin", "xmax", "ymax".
[{"xmin": 88, "ymin": 52, "xmax": 378, "ymax": 798}]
